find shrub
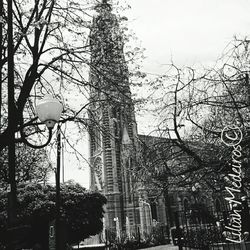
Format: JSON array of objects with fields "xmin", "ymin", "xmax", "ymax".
[{"xmin": 182, "ymin": 224, "xmax": 223, "ymax": 248}]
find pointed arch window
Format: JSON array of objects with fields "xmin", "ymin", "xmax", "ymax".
[
  {"xmin": 183, "ymin": 198, "xmax": 190, "ymax": 211},
  {"xmin": 111, "ymin": 107, "xmax": 120, "ymax": 138},
  {"xmin": 149, "ymin": 199, "xmax": 158, "ymax": 221},
  {"xmin": 215, "ymin": 199, "xmax": 221, "ymax": 212}
]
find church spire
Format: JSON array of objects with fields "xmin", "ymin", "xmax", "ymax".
[
  {"xmin": 95, "ymin": 0, "xmax": 112, "ymax": 13},
  {"xmin": 90, "ymin": 0, "xmax": 131, "ymax": 101},
  {"xmin": 89, "ymin": 0, "xmax": 141, "ymax": 235}
]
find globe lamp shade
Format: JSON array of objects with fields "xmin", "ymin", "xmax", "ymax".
[{"xmin": 36, "ymin": 95, "xmax": 63, "ymax": 128}]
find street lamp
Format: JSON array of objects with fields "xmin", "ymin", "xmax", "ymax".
[
  {"xmin": 22, "ymin": 96, "xmax": 63, "ymax": 250},
  {"xmin": 37, "ymin": 96, "xmax": 63, "ymax": 250},
  {"xmin": 19, "ymin": 95, "xmax": 63, "ymax": 149},
  {"xmin": 36, "ymin": 95, "xmax": 63, "ymax": 129},
  {"xmin": 35, "ymin": 95, "xmax": 63, "ymax": 250},
  {"xmin": 7, "ymin": 95, "xmax": 63, "ymax": 249},
  {"xmin": 191, "ymin": 183, "xmax": 201, "ymax": 204}
]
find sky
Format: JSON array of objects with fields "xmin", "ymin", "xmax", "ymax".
[
  {"xmin": 126, "ymin": 0, "xmax": 250, "ymax": 73},
  {"xmin": 57, "ymin": 0, "xmax": 250, "ymax": 188}
]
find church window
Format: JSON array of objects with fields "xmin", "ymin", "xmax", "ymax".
[
  {"xmin": 92, "ymin": 125, "xmax": 101, "ymax": 152},
  {"xmin": 111, "ymin": 107, "xmax": 120, "ymax": 138},
  {"xmin": 183, "ymin": 198, "xmax": 190, "ymax": 211},
  {"xmin": 94, "ymin": 158, "xmax": 103, "ymax": 190},
  {"xmin": 215, "ymin": 199, "xmax": 221, "ymax": 212},
  {"xmin": 111, "ymin": 107, "xmax": 117, "ymax": 118},
  {"xmin": 126, "ymin": 160, "xmax": 132, "ymax": 203},
  {"xmin": 150, "ymin": 200, "xmax": 158, "ymax": 221},
  {"xmin": 49, "ymin": 226, "xmax": 54, "ymax": 238},
  {"xmin": 114, "ymin": 120, "xmax": 119, "ymax": 138}
]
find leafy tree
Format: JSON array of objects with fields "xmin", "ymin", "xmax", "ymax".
[{"xmin": 0, "ymin": 182, "xmax": 107, "ymax": 247}]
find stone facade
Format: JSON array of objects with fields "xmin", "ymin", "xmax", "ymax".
[{"xmin": 88, "ymin": 1, "xmax": 168, "ymax": 236}]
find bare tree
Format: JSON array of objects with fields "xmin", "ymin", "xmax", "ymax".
[
  {"xmin": 138, "ymin": 38, "xmax": 250, "ymax": 193},
  {"xmin": 0, "ymin": 0, "xmax": 143, "ymax": 157}
]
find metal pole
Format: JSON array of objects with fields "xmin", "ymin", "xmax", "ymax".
[
  {"xmin": 7, "ymin": 0, "xmax": 16, "ymax": 227},
  {"xmin": 7, "ymin": 0, "xmax": 17, "ymax": 249},
  {"xmin": 0, "ymin": 0, "xmax": 3, "ymax": 131},
  {"xmin": 56, "ymin": 124, "xmax": 61, "ymax": 250},
  {"xmin": 62, "ymin": 142, "xmax": 64, "ymax": 183},
  {"xmin": 174, "ymin": 211, "xmax": 183, "ymax": 250}
]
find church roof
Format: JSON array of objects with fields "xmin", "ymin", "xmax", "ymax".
[
  {"xmin": 138, "ymin": 134, "xmax": 177, "ymax": 146},
  {"xmin": 122, "ymin": 126, "xmax": 132, "ymax": 145}
]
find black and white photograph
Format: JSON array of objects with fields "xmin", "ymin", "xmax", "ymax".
[{"xmin": 0, "ymin": 0, "xmax": 250, "ymax": 249}]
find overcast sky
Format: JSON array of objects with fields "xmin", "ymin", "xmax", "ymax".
[
  {"xmin": 126, "ymin": 0, "xmax": 250, "ymax": 73},
  {"xmin": 62, "ymin": 0, "xmax": 250, "ymax": 188}
]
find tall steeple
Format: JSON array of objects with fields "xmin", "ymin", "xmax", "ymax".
[
  {"xmin": 88, "ymin": 0, "xmax": 139, "ymax": 232},
  {"xmin": 89, "ymin": 0, "xmax": 131, "ymax": 102}
]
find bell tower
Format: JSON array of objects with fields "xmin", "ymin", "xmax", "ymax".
[{"xmin": 88, "ymin": 0, "xmax": 139, "ymax": 232}]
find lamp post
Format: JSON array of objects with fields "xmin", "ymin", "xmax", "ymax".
[
  {"xmin": 26, "ymin": 95, "xmax": 63, "ymax": 250},
  {"xmin": 7, "ymin": 94, "xmax": 63, "ymax": 249},
  {"xmin": 7, "ymin": 0, "xmax": 16, "ymax": 240},
  {"xmin": 37, "ymin": 95, "xmax": 63, "ymax": 248},
  {"xmin": 56, "ymin": 124, "xmax": 61, "ymax": 250},
  {"xmin": 7, "ymin": 94, "xmax": 63, "ymax": 250},
  {"xmin": 191, "ymin": 183, "xmax": 201, "ymax": 204},
  {"xmin": 191, "ymin": 183, "xmax": 201, "ymax": 225}
]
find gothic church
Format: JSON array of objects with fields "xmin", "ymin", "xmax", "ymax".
[{"xmin": 88, "ymin": 0, "xmax": 182, "ymax": 237}]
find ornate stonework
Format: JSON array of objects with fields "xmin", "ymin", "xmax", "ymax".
[{"xmin": 88, "ymin": 1, "xmax": 168, "ymax": 236}]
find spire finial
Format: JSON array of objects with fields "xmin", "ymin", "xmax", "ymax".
[{"xmin": 95, "ymin": 0, "xmax": 112, "ymax": 12}]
